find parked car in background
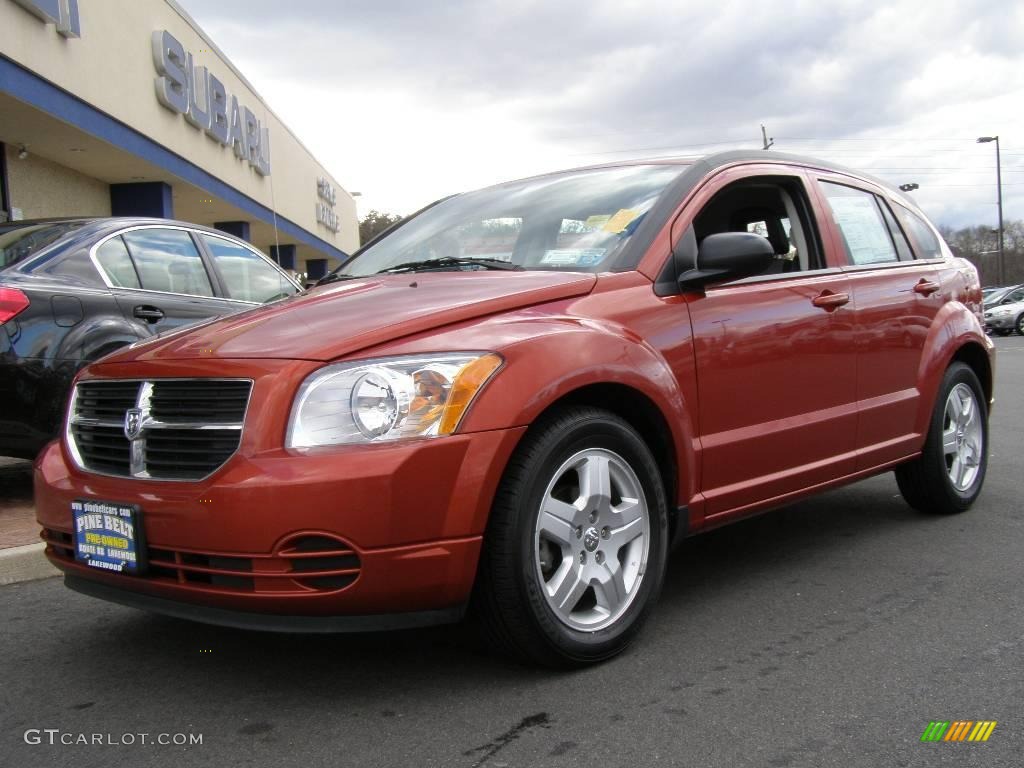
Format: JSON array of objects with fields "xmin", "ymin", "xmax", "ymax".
[
  {"xmin": 983, "ymin": 284, "xmax": 1023, "ymax": 310},
  {"xmin": 0, "ymin": 218, "xmax": 301, "ymax": 459},
  {"xmin": 34, "ymin": 152, "xmax": 993, "ymax": 667},
  {"xmin": 983, "ymin": 284, "xmax": 1024, "ymax": 335}
]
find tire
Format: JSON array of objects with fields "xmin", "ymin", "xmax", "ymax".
[
  {"xmin": 474, "ymin": 406, "xmax": 669, "ymax": 667},
  {"xmin": 895, "ymin": 362, "xmax": 988, "ymax": 514},
  {"xmin": 1016, "ymin": 313, "xmax": 1024, "ymax": 336}
]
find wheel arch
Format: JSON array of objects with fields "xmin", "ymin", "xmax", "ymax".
[{"xmin": 528, "ymin": 382, "xmax": 684, "ymax": 543}]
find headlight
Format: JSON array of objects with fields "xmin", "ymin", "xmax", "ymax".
[{"xmin": 287, "ymin": 352, "xmax": 503, "ymax": 448}]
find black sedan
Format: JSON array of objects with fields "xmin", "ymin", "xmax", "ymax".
[{"xmin": 0, "ymin": 217, "xmax": 302, "ymax": 459}]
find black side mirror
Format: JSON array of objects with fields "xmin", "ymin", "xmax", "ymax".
[{"xmin": 678, "ymin": 232, "xmax": 775, "ymax": 289}]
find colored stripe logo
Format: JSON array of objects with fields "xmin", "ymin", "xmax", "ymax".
[{"xmin": 921, "ymin": 721, "xmax": 997, "ymax": 742}]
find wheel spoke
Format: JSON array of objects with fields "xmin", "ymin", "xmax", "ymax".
[
  {"xmin": 546, "ymin": 562, "xmax": 587, "ymax": 613},
  {"xmin": 579, "ymin": 455, "xmax": 612, "ymax": 514},
  {"xmin": 539, "ymin": 497, "xmax": 579, "ymax": 545},
  {"xmin": 607, "ymin": 516, "xmax": 644, "ymax": 551},
  {"xmin": 612, "ymin": 496, "xmax": 644, "ymax": 526},
  {"xmin": 953, "ymin": 454, "xmax": 968, "ymax": 488},
  {"xmin": 960, "ymin": 393, "xmax": 974, "ymax": 428},
  {"xmin": 942, "ymin": 427, "xmax": 959, "ymax": 456},
  {"xmin": 594, "ymin": 559, "xmax": 628, "ymax": 614}
]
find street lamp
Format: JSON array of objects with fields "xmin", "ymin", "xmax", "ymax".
[
  {"xmin": 899, "ymin": 183, "xmax": 919, "ymax": 192},
  {"xmin": 977, "ymin": 136, "xmax": 1004, "ymax": 284}
]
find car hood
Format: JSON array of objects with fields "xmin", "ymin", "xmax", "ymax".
[{"xmin": 105, "ymin": 271, "xmax": 598, "ymax": 363}]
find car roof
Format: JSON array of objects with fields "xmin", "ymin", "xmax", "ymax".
[
  {"xmin": 491, "ymin": 150, "xmax": 918, "ymax": 209},
  {"xmin": 0, "ymin": 216, "xmax": 250, "ymax": 240}
]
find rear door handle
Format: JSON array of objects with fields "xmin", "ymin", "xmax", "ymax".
[
  {"xmin": 133, "ymin": 305, "xmax": 165, "ymax": 323},
  {"xmin": 913, "ymin": 279, "xmax": 940, "ymax": 296},
  {"xmin": 811, "ymin": 290, "xmax": 850, "ymax": 311}
]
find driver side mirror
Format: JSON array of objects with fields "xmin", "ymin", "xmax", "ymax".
[{"xmin": 677, "ymin": 232, "xmax": 775, "ymax": 289}]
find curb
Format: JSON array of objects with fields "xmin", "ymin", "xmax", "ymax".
[{"xmin": 0, "ymin": 542, "xmax": 60, "ymax": 585}]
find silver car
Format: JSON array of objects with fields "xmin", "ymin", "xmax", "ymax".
[{"xmin": 984, "ymin": 285, "xmax": 1024, "ymax": 335}]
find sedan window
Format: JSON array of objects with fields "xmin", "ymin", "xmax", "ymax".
[
  {"xmin": 121, "ymin": 228, "xmax": 214, "ymax": 297},
  {"xmin": 200, "ymin": 234, "xmax": 298, "ymax": 303},
  {"xmin": 0, "ymin": 221, "xmax": 88, "ymax": 268},
  {"xmin": 94, "ymin": 236, "xmax": 141, "ymax": 288}
]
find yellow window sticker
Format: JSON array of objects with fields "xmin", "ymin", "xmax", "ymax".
[
  {"xmin": 584, "ymin": 214, "xmax": 611, "ymax": 229},
  {"xmin": 603, "ymin": 208, "xmax": 641, "ymax": 233}
]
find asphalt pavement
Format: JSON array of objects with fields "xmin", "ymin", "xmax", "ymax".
[{"xmin": 3, "ymin": 336, "xmax": 1023, "ymax": 768}]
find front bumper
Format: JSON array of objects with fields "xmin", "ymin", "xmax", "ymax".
[
  {"xmin": 35, "ymin": 424, "xmax": 525, "ymax": 624},
  {"xmin": 984, "ymin": 314, "xmax": 1016, "ymax": 330}
]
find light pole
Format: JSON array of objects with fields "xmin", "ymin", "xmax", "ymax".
[{"xmin": 977, "ymin": 136, "xmax": 1004, "ymax": 285}]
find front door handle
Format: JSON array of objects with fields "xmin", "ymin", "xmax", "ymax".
[
  {"xmin": 811, "ymin": 290, "xmax": 850, "ymax": 311},
  {"xmin": 913, "ymin": 279, "xmax": 940, "ymax": 296},
  {"xmin": 133, "ymin": 305, "xmax": 165, "ymax": 323}
]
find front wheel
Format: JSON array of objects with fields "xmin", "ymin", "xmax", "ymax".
[
  {"xmin": 1016, "ymin": 313, "xmax": 1024, "ymax": 336},
  {"xmin": 475, "ymin": 407, "xmax": 668, "ymax": 667},
  {"xmin": 896, "ymin": 362, "xmax": 988, "ymax": 514}
]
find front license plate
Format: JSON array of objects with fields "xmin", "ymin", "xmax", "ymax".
[{"xmin": 72, "ymin": 500, "xmax": 146, "ymax": 575}]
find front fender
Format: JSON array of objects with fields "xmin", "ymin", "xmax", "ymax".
[
  {"xmin": 459, "ymin": 317, "xmax": 698, "ymax": 509},
  {"xmin": 915, "ymin": 300, "xmax": 994, "ymax": 437}
]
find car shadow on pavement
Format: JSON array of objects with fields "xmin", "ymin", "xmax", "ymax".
[{"xmin": 21, "ymin": 474, "xmax": 934, "ymax": 703}]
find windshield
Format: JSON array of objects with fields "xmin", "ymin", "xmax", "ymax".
[
  {"xmin": 983, "ymin": 287, "xmax": 1015, "ymax": 307},
  {"xmin": 0, "ymin": 221, "xmax": 88, "ymax": 269},
  {"xmin": 334, "ymin": 165, "xmax": 684, "ymax": 277}
]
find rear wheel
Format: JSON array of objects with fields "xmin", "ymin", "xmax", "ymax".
[
  {"xmin": 475, "ymin": 407, "xmax": 668, "ymax": 667},
  {"xmin": 1016, "ymin": 313, "xmax": 1024, "ymax": 336},
  {"xmin": 896, "ymin": 362, "xmax": 988, "ymax": 514}
]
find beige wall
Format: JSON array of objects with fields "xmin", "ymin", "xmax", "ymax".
[
  {"xmin": 5, "ymin": 144, "xmax": 111, "ymax": 218},
  {"xmin": 0, "ymin": 0, "xmax": 357, "ymax": 252}
]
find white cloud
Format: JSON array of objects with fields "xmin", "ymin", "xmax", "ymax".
[{"xmin": 182, "ymin": 0, "xmax": 1024, "ymax": 228}]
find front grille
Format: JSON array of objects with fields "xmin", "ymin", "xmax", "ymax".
[
  {"xmin": 41, "ymin": 530, "xmax": 361, "ymax": 595},
  {"xmin": 67, "ymin": 379, "xmax": 251, "ymax": 481}
]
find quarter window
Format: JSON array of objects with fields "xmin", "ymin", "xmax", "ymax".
[
  {"xmin": 200, "ymin": 234, "xmax": 297, "ymax": 303},
  {"xmin": 121, "ymin": 229, "xmax": 214, "ymax": 297},
  {"xmin": 94, "ymin": 236, "xmax": 141, "ymax": 288},
  {"xmin": 894, "ymin": 205, "xmax": 943, "ymax": 259},
  {"xmin": 820, "ymin": 182, "xmax": 898, "ymax": 265}
]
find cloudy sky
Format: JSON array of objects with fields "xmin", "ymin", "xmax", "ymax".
[{"xmin": 181, "ymin": 0, "xmax": 1024, "ymax": 230}]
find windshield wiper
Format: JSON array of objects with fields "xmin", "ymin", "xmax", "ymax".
[
  {"xmin": 315, "ymin": 272, "xmax": 366, "ymax": 286},
  {"xmin": 377, "ymin": 257, "xmax": 522, "ymax": 274}
]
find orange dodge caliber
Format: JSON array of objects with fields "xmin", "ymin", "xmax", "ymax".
[{"xmin": 35, "ymin": 152, "xmax": 995, "ymax": 666}]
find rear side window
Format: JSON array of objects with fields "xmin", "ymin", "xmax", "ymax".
[
  {"xmin": 820, "ymin": 182, "xmax": 898, "ymax": 265},
  {"xmin": 121, "ymin": 229, "xmax": 214, "ymax": 297},
  {"xmin": 94, "ymin": 236, "xmax": 141, "ymax": 288},
  {"xmin": 894, "ymin": 205, "xmax": 943, "ymax": 259},
  {"xmin": 200, "ymin": 234, "xmax": 298, "ymax": 303}
]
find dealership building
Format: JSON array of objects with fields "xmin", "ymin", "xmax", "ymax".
[{"xmin": 0, "ymin": 0, "xmax": 358, "ymax": 278}]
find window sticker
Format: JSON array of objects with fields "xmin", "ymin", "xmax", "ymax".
[
  {"xmin": 584, "ymin": 214, "xmax": 611, "ymax": 229},
  {"xmin": 603, "ymin": 208, "xmax": 641, "ymax": 233},
  {"xmin": 540, "ymin": 248, "xmax": 607, "ymax": 266},
  {"xmin": 826, "ymin": 195, "xmax": 896, "ymax": 264}
]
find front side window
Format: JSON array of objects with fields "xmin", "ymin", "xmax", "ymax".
[
  {"xmin": 820, "ymin": 182, "xmax": 898, "ymax": 265},
  {"xmin": 200, "ymin": 234, "xmax": 298, "ymax": 303},
  {"xmin": 332, "ymin": 165, "xmax": 684, "ymax": 277},
  {"xmin": 120, "ymin": 228, "xmax": 214, "ymax": 297},
  {"xmin": 692, "ymin": 177, "xmax": 819, "ymax": 275}
]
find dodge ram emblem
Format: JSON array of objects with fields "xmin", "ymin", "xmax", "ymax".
[{"xmin": 124, "ymin": 408, "xmax": 143, "ymax": 440}]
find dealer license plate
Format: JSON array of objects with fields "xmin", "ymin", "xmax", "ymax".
[{"xmin": 72, "ymin": 500, "xmax": 146, "ymax": 575}]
